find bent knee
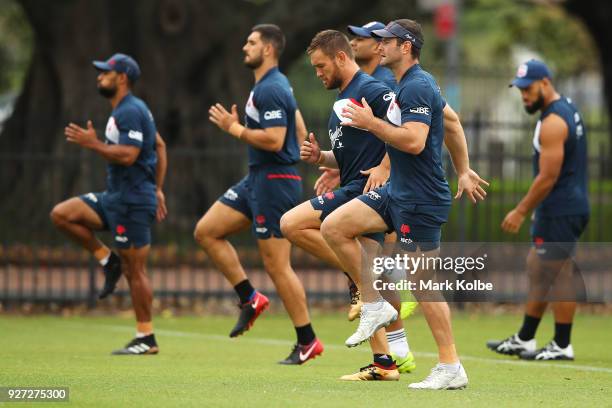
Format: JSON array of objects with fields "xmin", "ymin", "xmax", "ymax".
[
  {"xmin": 320, "ymin": 217, "xmax": 343, "ymax": 244},
  {"xmin": 50, "ymin": 203, "xmax": 69, "ymax": 226},
  {"xmin": 279, "ymin": 212, "xmax": 299, "ymax": 239},
  {"xmin": 193, "ymin": 219, "xmax": 218, "ymax": 247}
]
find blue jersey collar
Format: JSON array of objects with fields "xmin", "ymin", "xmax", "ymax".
[
  {"xmin": 399, "ymin": 63, "xmax": 422, "ymax": 84},
  {"xmin": 258, "ymin": 66, "xmax": 280, "ymax": 83},
  {"xmin": 339, "ymin": 70, "xmax": 365, "ymax": 97}
]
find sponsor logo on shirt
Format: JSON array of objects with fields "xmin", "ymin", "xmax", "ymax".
[
  {"xmin": 385, "ymin": 93, "xmax": 401, "ymax": 126},
  {"xmin": 329, "ymin": 125, "xmax": 344, "ymax": 149},
  {"xmin": 409, "ymin": 106, "xmax": 430, "ymax": 115},
  {"xmin": 223, "ymin": 188, "xmax": 238, "ymax": 201},
  {"xmin": 264, "ymin": 110, "xmax": 283, "ymax": 120},
  {"xmin": 128, "ymin": 130, "xmax": 143, "ymax": 142},
  {"xmin": 366, "ymin": 191, "xmax": 381, "ymax": 200},
  {"xmin": 245, "ymin": 91, "xmax": 260, "ymax": 123},
  {"xmin": 105, "ymin": 116, "xmax": 120, "ymax": 144}
]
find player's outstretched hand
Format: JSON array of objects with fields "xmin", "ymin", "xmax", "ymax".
[
  {"xmin": 455, "ymin": 168, "xmax": 489, "ymax": 203},
  {"xmin": 360, "ymin": 164, "xmax": 389, "ymax": 193},
  {"xmin": 156, "ymin": 189, "xmax": 168, "ymax": 222},
  {"xmin": 340, "ymin": 97, "xmax": 374, "ymax": 130},
  {"xmin": 301, "ymin": 132, "xmax": 321, "ymax": 164},
  {"xmin": 501, "ymin": 208, "xmax": 526, "ymax": 234},
  {"xmin": 65, "ymin": 120, "xmax": 98, "ymax": 148},
  {"xmin": 209, "ymin": 103, "xmax": 239, "ymax": 133},
  {"xmin": 314, "ymin": 167, "xmax": 340, "ymax": 195}
]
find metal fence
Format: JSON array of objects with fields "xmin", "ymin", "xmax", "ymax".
[{"xmin": 1, "ymin": 112, "xmax": 610, "ymax": 308}]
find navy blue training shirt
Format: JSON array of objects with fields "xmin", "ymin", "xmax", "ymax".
[
  {"xmin": 328, "ymin": 70, "xmax": 392, "ymax": 187},
  {"xmin": 534, "ymin": 96, "xmax": 589, "ymax": 216},
  {"xmin": 244, "ymin": 67, "xmax": 300, "ymax": 167},
  {"xmin": 104, "ymin": 93, "xmax": 157, "ymax": 206},
  {"xmin": 385, "ymin": 64, "xmax": 451, "ymax": 205},
  {"xmin": 371, "ymin": 65, "xmax": 397, "ymax": 90}
]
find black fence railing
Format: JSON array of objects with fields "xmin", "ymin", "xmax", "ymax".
[{"xmin": 1, "ymin": 113, "xmax": 610, "ymax": 307}]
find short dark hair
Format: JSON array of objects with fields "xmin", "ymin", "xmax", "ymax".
[
  {"xmin": 394, "ymin": 19, "xmax": 423, "ymax": 59},
  {"xmin": 307, "ymin": 29, "xmax": 354, "ymax": 60},
  {"xmin": 252, "ymin": 24, "xmax": 286, "ymax": 57}
]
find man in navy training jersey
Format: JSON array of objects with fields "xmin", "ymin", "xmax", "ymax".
[
  {"xmin": 281, "ymin": 29, "xmax": 411, "ymax": 378},
  {"xmin": 195, "ymin": 24, "xmax": 323, "ymax": 365},
  {"xmin": 51, "ymin": 53, "xmax": 168, "ymax": 355},
  {"xmin": 487, "ymin": 60, "xmax": 589, "ymax": 361},
  {"xmin": 313, "ymin": 21, "xmax": 399, "ymax": 322},
  {"xmin": 321, "ymin": 19, "xmax": 488, "ymax": 388}
]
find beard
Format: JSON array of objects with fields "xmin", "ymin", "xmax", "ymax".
[
  {"xmin": 244, "ymin": 52, "xmax": 263, "ymax": 69},
  {"xmin": 97, "ymin": 84, "xmax": 117, "ymax": 98},
  {"xmin": 524, "ymin": 92, "xmax": 545, "ymax": 114},
  {"xmin": 325, "ymin": 73, "xmax": 343, "ymax": 90},
  {"xmin": 324, "ymin": 64, "xmax": 343, "ymax": 90}
]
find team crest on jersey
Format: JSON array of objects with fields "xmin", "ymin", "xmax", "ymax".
[
  {"xmin": 105, "ymin": 116, "xmax": 120, "ymax": 144},
  {"xmin": 333, "ymin": 98, "xmax": 366, "ymax": 129},
  {"xmin": 329, "ymin": 125, "xmax": 344, "ymax": 149},
  {"xmin": 385, "ymin": 93, "xmax": 401, "ymax": 126},
  {"xmin": 245, "ymin": 91, "xmax": 259, "ymax": 123}
]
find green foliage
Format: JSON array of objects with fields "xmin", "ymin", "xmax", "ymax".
[
  {"xmin": 462, "ymin": 0, "xmax": 598, "ymax": 75},
  {"xmin": 0, "ymin": 0, "xmax": 32, "ymax": 94}
]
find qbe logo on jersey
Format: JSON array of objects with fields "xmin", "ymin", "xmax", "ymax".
[
  {"xmin": 264, "ymin": 110, "xmax": 283, "ymax": 120},
  {"xmin": 409, "ymin": 107, "xmax": 430, "ymax": 115}
]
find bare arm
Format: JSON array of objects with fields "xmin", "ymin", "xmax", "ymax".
[
  {"xmin": 502, "ymin": 114, "xmax": 567, "ymax": 233},
  {"xmin": 155, "ymin": 132, "xmax": 167, "ymax": 190},
  {"xmin": 239, "ymin": 126, "xmax": 286, "ymax": 152},
  {"xmin": 209, "ymin": 103, "xmax": 285, "ymax": 152},
  {"xmin": 516, "ymin": 114, "xmax": 567, "ymax": 214},
  {"xmin": 154, "ymin": 132, "xmax": 168, "ymax": 222},
  {"xmin": 442, "ymin": 105, "xmax": 489, "ymax": 202},
  {"xmin": 295, "ymin": 109, "xmax": 308, "ymax": 146},
  {"xmin": 64, "ymin": 121, "xmax": 139, "ymax": 166},
  {"xmin": 340, "ymin": 97, "xmax": 428, "ymax": 154},
  {"xmin": 443, "ymin": 104, "xmax": 469, "ymax": 175}
]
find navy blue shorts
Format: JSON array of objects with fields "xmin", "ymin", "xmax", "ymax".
[
  {"xmin": 80, "ymin": 192, "xmax": 156, "ymax": 249},
  {"xmin": 218, "ymin": 165, "xmax": 302, "ymax": 239},
  {"xmin": 531, "ymin": 214, "xmax": 589, "ymax": 260},
  {"xmin": 310, "ymin": 179, "xmax": 385, "ymax": 244},
  {"xmin": 357, "ymin": 184, "xmax": 450, "ymax": 251}
]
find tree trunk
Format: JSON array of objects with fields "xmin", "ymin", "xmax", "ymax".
[
  {"xmin": 0, "ymin": 0, "xmax": 414, "ymax": 242},
  {"xmin": 564, "ymin": 0, "xmax": 612, "ymax": 175}
]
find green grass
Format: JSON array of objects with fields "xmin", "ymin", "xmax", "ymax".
[{"xmin": 1, "ymin": 312, "xmax": 611, "ymax": 407}]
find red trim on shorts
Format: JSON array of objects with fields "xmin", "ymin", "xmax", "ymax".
[{"xmin": 266, "ymin": 174, "xmax": 302, "ymax": 180}]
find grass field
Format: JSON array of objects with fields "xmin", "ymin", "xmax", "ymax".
[{"xmin": 1, "ymin": 311, "xmax": 611, "ymax": 407}]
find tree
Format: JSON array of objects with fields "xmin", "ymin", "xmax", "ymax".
[
  {"xmin": 564, "ymin": 0, "xmax": 612, "ymax": 172},
  {"xmin": 0, "ymin": 0, "xmax": 416, "ymax": 242}
]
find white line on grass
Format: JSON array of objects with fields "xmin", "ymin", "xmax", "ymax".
[{"xmin": 73, "ymin": 322, "xmax": 612, "ymax": 375}]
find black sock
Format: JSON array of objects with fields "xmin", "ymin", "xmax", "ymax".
[
  {"xmin": 295, "ymin": 323, "xmax": 316, "ymax": 345},
  {"xmin": 518, "ymin": 314, "xmax": 541, "ymax": 341},
  {"xmin": 343, "ymin": 272, "xmax": 357, "ymax": 288},
  {"xmin": 234, "ymin": 279, "xmax": 255, "ymax": 304},
  {"xmin": 373, "ymin": 353, "xmax": 394, "ymax": 368},
  {"xmin": 554, "ymin": 322, "xmax": 572, "ymax": 348}
]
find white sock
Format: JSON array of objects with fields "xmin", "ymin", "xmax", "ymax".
[
  {"xmin": 136, "ymin": 332, "xmax": 149, "ymax": 338},
  {"xmin": 386, "ymin": 328, "xmax": 410, "ymax": 358},
  {"xmin": 99, "ymin": 253, "xmax": 111, "ymax": 266},
  {"xmin": 363, "ymin": 300, "xmax": 385, "ymax": 311},
  {"xmin": 438, "ymin": 361, "xmax": 460, "ymax": 373}
]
